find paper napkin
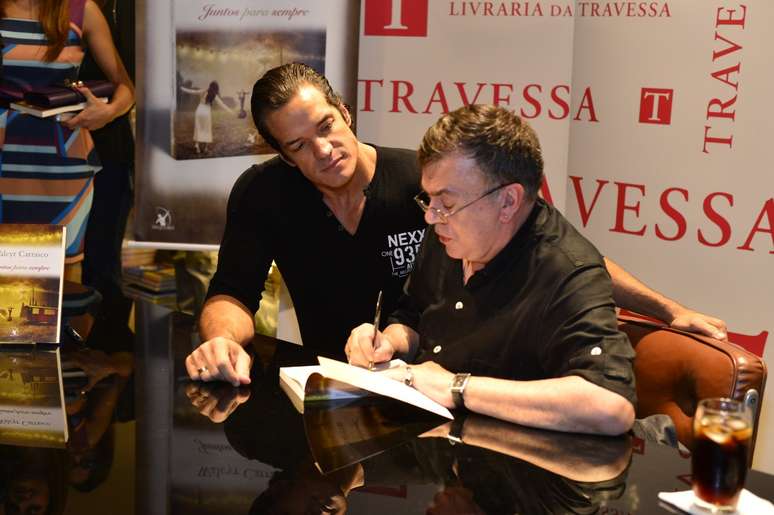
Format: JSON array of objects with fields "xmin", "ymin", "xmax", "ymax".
[{"xmin": 658, "ymin": 489, "xmax": 774, "ymax": 514}]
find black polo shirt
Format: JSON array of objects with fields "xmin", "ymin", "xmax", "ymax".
[
  {"xmin": 207, "ymin": 146, "xmax": 426, "ymax": 359},
  {"xmin": 390, "ymin": 199, "xmax": 636, "ymax": 405}
]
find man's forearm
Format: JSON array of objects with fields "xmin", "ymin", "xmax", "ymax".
[
  {"xmin": 604, "ymin": 257, "xmax": 683, "ymax": 322},
  {"xmin": 199, "ymin": 295, "xmax": 256, "ymax": 345},
  {"xmin": 604, "ymin": 257, "xmax": 728, "ymax": 339},
  {"xmin": 463, "ymin": 375, "xmax": 635, "ymax": 436}
]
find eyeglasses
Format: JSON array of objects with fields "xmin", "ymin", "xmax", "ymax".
[{"xmin": 413, "ymin": 183, "xmax": 515, "ymax": 223}]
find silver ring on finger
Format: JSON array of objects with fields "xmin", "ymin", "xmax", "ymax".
[
  {"xmin": 403, "ymin": 366, "xmax": 414, "ymax": 387},
  {"xmin": 197, "ymin": 366, "xmax": 208, "ymax": 374}
]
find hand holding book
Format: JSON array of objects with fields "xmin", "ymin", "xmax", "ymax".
[
  {"xmin": 60, "ymin": 83, "xmax": 116, "ymax": 131},
  {"xmin": 8, "ymin": 80, "xmax": 115, "ymax": 126}
]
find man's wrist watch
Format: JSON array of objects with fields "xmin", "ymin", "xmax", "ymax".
[{"xmin": 450, "ymin": 373, "xmax": 471, "ymax": 410}]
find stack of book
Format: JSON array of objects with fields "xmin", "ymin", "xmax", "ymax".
[
  {"xmin": 121, "ymin": 244, "xmax": 156, "ymax": 268},
  {"xmin": 122, "ymin": 264, "xmax": 177, "ymax": 306}
]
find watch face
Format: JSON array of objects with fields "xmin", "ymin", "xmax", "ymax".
[
  {"xmin": 453, "ymin": 373, "xmax": 470, "ymax": 388},
  {"xmin": 451, "ymin": 373, "xmax": 470, "ymax": 410},
  {"xmin": 452, "ymin": 373, "xmax": 470, "ymax": 391}
]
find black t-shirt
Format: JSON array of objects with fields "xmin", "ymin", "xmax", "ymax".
[
  {"xmin": 208, "ymin": 146, "xmax": 426, "ymax": 359},
  {"xmin": 390, "ymin": 199, "xmax": 637, "ymax": 405}
]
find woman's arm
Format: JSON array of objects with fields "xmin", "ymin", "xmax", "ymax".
[
  {"xmin": 63, "ymin": 0, "xmax": 134, "ymax": 130},
  {"xmin": 180, "ymin": 86, "xmax": 204, "ymax": 94},
  {"xmin": 214, "ymin": 94, "xmax": 235, "ymax": 114}
]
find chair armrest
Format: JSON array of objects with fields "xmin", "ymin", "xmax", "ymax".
[{"xmin": 618, "ymin": 314, "xmax": 767, "ymax": 454}]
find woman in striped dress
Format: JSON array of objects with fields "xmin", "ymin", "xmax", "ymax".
[{"xmin": 0, "ymin": 0, "xmax": 134, "ymax": 281}]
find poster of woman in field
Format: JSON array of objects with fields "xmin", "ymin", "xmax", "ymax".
[{"xmin": 172, "ymin": 30, "xmax": 326, "ymax": 160}]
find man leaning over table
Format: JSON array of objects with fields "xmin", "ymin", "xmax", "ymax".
[
  {"xmin": 185, "ymin": 63, "xmax": 727, "ymax": 388},
  {"xmin": 346, "ymin": 105, "xmax": 636, "ymax": 435}
]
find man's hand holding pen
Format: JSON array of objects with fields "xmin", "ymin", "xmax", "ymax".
[
  {"xmin": 369, "ymin": 290, "xmax": 383, "ymax": 370},
  {"xmin": 345, "ymin": 323, "xmax": 397, "ymax": 368}
]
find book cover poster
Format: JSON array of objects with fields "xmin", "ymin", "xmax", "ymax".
[
  {"xmin": 172, "ymin": 2, "xmax": 326, "ymax": 160},
  {"xmin": 0, "ymin": 225, "xmax": 65, "ymax": 344},
  {"xmin": 0, "ymin": 348, "xmax": 67, "ymax": 448}
]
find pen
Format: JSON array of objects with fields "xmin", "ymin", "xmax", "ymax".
[{"xmin": 369, "ymin": 290, "xmax": 383, "ymax": 370}]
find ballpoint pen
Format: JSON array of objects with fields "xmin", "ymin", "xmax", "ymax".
[{"xmin": 369, "ymin": 290, "xmax": 383, "ymax": 371}]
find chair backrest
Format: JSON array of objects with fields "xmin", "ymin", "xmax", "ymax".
[{"xmin": 618, "ymin": 314, "xmax": 767, "ymax": 456}]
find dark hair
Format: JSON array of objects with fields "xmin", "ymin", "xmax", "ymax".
[
  {"xmin": 418, "ymin": 105, "xmax": 544, "ymax": 199},
  {"xmin": 250, "ymin": 62, "xmax": 345, "ymax": 153},
  {"xmin": 205, "ymin": 81, "xmax": 219, "ymax": 105}
]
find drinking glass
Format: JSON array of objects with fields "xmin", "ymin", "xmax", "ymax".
[{"xmin": 692, "ymin": 397, "xmax": 752, "ymax": 512}]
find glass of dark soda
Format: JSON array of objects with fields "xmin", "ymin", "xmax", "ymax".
[{"xmin": 692, "ymin": 398, "xmax": 752, "ymax": 512}]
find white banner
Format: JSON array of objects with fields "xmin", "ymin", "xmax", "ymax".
[
  {"xmin": 357, "ymin": 0, "xmax": 773, "ymax": 472},
  {"xmin": 566, "ymin": 1, "xmax": 773, "ymax": 471},
  {"xmin": 356, "ymin": 0, "xmax": 576, "ymax": 209}
]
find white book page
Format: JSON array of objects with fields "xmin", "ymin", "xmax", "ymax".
[
  {"xmin": 280, "ymin": 365, "xmax": 321, "ymax": 388},
  {"xmin": 318, "ymin": 357, "xmax": 453, "ymax": 420}
]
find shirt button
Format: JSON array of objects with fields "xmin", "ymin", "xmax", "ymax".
[
  {"xmin": 590, "ymin": 346, "xmax": 602, "ymax": 356},
  {"xmin": 326, "ymin": 210, "xmax": 333, "ymax": 217},
  {"xmin": 337, "ymin": 224, "xmax": 344, "ymax": 231},
  {"xmin": 433, "ymin": 345, "xmax": 442, "ymax": 354},
  {"xmin": 454, "ymin": 301, "xmax": 463, "ymax": 310}
]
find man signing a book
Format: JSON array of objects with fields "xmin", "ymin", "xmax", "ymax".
[
  {"xmin": 345, "ymin": 105, "xmax": 636, "ymax": 436},
  {"xmin": 185, "ymin": 64, "xmax": 725, "ymax": 389}
]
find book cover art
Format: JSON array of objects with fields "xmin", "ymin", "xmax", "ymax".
[
  {"xmin": 171, "ymin": 0, "xmax": 326, "ymax": 160},
  {"xmin": 0, "ymin": 347, "xmax": 68, "ymax": 447},
  {"xmin": 0, "ymin": 225, "xmax": 66, "ymax": 344}
]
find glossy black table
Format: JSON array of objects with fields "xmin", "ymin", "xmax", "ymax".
[{"xmin": 3, "ymin": 302, "xmax": 773, "ymax": 514}]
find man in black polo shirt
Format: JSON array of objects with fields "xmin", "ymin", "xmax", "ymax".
[
  {"xmin": 346, "ymin": 105, "xmax": 635, "ymax": 435},
  {"xmin": 186, "ymin": 64, "xmax": 727, "ymax": 387},
  {"xmin": 185, "ymin": 64, "xmax": 426, "ymax": 385}
]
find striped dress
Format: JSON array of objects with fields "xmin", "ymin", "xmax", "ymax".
[{"xmin": 0, "ymin": 0, "xmax": 101, "ymax": 264}]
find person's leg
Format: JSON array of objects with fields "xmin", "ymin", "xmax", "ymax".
[{"xmin": 82, "ymin": 160, "xmax": 134, "ymax": 326}]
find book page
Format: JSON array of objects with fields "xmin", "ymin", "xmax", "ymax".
[
  {"xmin": 280, "ymin": 359, "xmax": 408, "ymax": 403},
  {"xmin": 317, "ymin": 357, "xmax": 453, "ymax": 420}
]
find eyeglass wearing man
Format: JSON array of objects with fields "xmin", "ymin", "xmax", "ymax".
[
  {"xmin": 345, "ymin": 105, "xmax": 638, "ymax": 435},
  {"xmin": 185, "ymin": 63, "xmax": 727, "ymax": 390}
]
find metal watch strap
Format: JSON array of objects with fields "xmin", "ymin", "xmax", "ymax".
[{"xmin": 451, "ymin": 373, "xmax": 471, "ymax": 410}]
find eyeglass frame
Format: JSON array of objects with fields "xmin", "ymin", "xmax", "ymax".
[{"xmin": 413, "ymin": 182, "xmax": 517, "ymax": 223}]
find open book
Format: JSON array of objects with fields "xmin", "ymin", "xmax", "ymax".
[{"xmin": 279, "ymin": 357, "xmax": 453, "ymax": 420}]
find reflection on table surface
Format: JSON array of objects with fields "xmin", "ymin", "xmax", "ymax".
[
  {"xmin": 0, "ymin": 320, "xmax": 134, "ymax": 515},
  {"xmin": 177, "ymin": 338, "xmax": 635, "ymax": 515},
  {"xmin": 2, "ymin": 304, "xmax": 773, "ymax": 515}
]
